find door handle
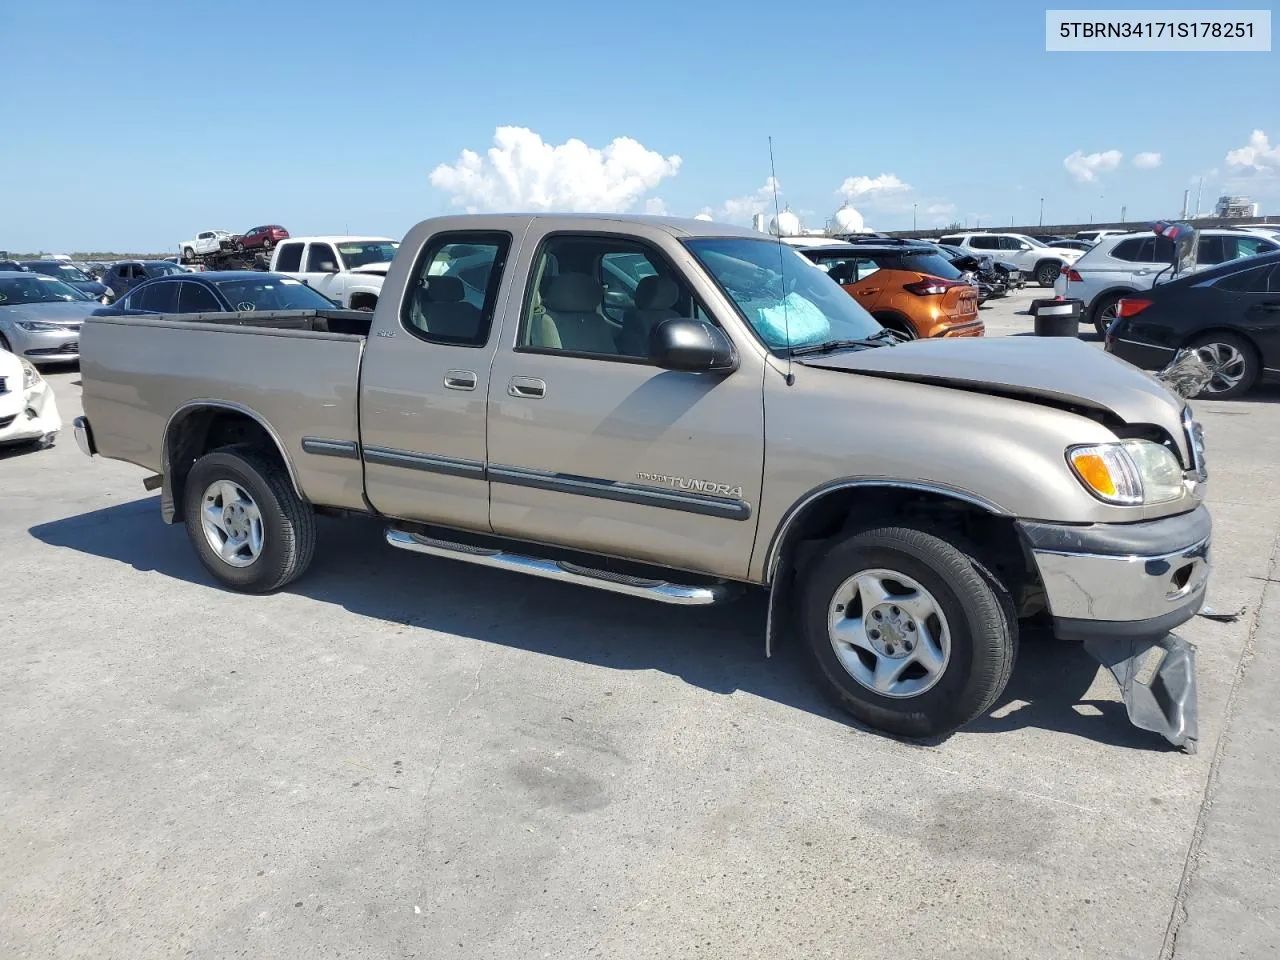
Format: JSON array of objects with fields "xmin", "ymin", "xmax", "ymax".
[
  {"xmin": 443, "ymin": 369, "xmax": 478, "ymax": 391},
  {"xmin": 508, "ymin": 376, "xmax": 546, "ymax": 399},
  {"xmin": 859, "ymin": 288, "xmax": 881, "ymax": 295}
]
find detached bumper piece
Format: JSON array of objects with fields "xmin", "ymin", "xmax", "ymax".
[
  {"xmin": 1021, "ymin": 506, "xmax": 1210, "ymax": 750},
  {"xmin": 1084, "ymin": 633, "xmax": 1199, "ymax": 752}
]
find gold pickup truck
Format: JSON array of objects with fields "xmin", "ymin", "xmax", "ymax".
[{"xmin": 73, "ymin": 214, "xmax": 1211, "ymax": 745}]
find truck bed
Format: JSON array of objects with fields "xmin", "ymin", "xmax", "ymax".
[{"xmin": 80, "ymin": 309, "xmax": 371, "ymax": 511}]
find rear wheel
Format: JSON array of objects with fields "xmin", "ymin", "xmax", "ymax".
[
  {"xmin": 183, "ymin": 446, "xmax": 316, "ymax": 592},
  {"xmin": 799, "ymin": 525, "xmax": 1017, "ymax": 738},
  {"xmin": 263, "ymin": 238, "xmax": 274, "ymax": 251},
  {"xmin": 873, "ymin": 313, "xmax": 916, "ymax": 341},
  {"xmin": 1091, "ymin": 293, "xmax": 1123, "ymax": 338},
  {"xmin": 1188, "ymin": 332, "xmax": 1258, "ymax": 400},
  {"xmin": 1035, "ymin": 261, "xmax": 1062, "ymax": 287}
]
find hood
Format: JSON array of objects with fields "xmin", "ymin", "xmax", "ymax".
[
  {"xmin": 350, "ymin": 263, "xmax": 390, "ymax": 276},
  {"xmin": 0, "ymin": 300, "xmax": 99, "ymax": 324},
  {"xmin": 74, "ymin": 280, "xmax": 108, "ymax": 297},
  {"xmin": 796, "ymin": 336, "xmax": 1183, "ymax": 426}
]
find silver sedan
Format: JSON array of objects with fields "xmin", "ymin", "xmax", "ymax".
[{"xmin": 0, "ymin": 271, "xmax": 98, "ymax": 365}]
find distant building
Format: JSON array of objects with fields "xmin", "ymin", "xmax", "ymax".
[{"xmin": 1214, "ymin": 195, "xmax": 1259, "ymax": 219}]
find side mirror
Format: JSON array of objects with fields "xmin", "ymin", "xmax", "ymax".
[
  {"xmin": 649, "ymin": 319, "xmax": 736, "ymax": 373},
  {"xmin": 1019, "ymin": 243, "xmax": 1032, "ymax": 251}
]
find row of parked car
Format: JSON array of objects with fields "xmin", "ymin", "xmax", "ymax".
[{"xmin": 179, "ymin": 225, "xmax": 290, "ymax": 261}]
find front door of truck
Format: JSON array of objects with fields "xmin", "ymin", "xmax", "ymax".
[
  {"xmin": 359, "ymin": 229, "xmax": 516, "ymax": 531},
  {"xmin": 484, "ymin": 227, "xmax": 765, "ymax": 579},
  {"xmin": 299, "ymin": 242, "xmax": 344, "ymax": 305}
]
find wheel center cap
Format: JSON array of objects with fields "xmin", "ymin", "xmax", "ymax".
[{"xmin": 866, "ymin": 603, "xmax": 915, "ymax": 659}]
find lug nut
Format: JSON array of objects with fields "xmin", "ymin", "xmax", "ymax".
[
  {"xmin": 890, "ymin": 606, "xmax": 900, "ymax": 616},
  {"xmin": 869, "ymin": 629, "xmax": 880, "ymax": 640},
  {"xmin": 906, "ymin": 621, "xmax": 915, "ymax": 631},
  {"xmin": 872, "ymin": 610, "xmax": 883, "ymax": 621}
]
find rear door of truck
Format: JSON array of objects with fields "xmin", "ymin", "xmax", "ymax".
[{"xmin": 358, "ymin": 226, "xmax": 521, "ymax": 532}]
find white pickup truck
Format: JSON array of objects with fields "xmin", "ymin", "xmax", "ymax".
[
  {"xmin": 179, "ymin": 230, "xmax": 235, "ymax": 262},
  {"xmin": 268, "ymin": 236, "xmax": 399, "ymax": 311}
]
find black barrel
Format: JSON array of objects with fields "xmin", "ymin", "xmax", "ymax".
[{"xmin": 1031, "ymin": 298, "xmax": 1082, "ymax": 337}]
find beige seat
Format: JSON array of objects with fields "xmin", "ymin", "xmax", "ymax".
[
  {"xmin": 410, "ymin": 275, "xmax": 482, "ymax": 340},
  {"xmin": 531, "ymin": 273, "xmax": 618, "ymax": 354},
  {"xmin": 620, "ymin": 275, "xmax": 681, "ymax": 357}
]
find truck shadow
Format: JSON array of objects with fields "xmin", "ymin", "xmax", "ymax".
[{"xmin": 30, "ymin": 499, "xmax": 1172, "ymax": 751}]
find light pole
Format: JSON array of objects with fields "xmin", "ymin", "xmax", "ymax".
[
  {"xmin": 913, "ymin": 203, "xmax": 917, "ymax": 231},
  {"xmin": 1039, "ymin": 197, "xmax": 1044, "ymax": 226}
]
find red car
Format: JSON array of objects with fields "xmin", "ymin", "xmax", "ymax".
[{"xmin": 235, "ymin": 225, "xmax": 290, "ymax": 252}]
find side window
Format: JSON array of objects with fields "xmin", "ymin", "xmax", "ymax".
[
  {"xmin": 1197, "ymin": 235, "xmax": 1227, "ymax": 265},
  {"xmin": 970, "ymin": 236, "xmax": 998, "ymax": 250},
  {"xmin": 274, "ymin": 242, "xmax": 303, "ymax": 272},
  {"xmin": 853, "ymin": 258, "xmax": 882, "ymax": 281},
  {"xmin": 135, "ymin": 281, "xmax": 180, "ymax": 314},
  {"xmin": 1110, "ymin": 238, "xmax": 1144, "ymax": 262},
  {"xmin": 1232, "ymin": 235, "xmax": 1275, "ymax": 259},
  {"xmin": 938, "ymin": 236, "xmax": 961, "ymax": 246},
  {"xmin": 177, "ymin": 281, "xmax": 221, "ymax": 314},
  {"xmin": 401, "ymin": 231, "xmax": 510, "ymax": 347},
  {"xmin": 1214, "ymin": 265, "xmax": 1271, "ymax": 293},
  {"xmin": 518, "ymin": 234, "xmax": 702, "ymax": 361},
  {"xmin": 998, "ymin": 236, "xmax": 1022, "ymax": 251},
  {"xmin": 305, "ymin": 243, "xmax": 339, "ymax": 273}
]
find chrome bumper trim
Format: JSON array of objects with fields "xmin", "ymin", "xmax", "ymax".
[{"xmin": 72, "ymin": 416, "xmax": 95, "ymax": 456}]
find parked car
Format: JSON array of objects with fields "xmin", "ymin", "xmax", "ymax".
[
  {"xmin": 799, "ymin": 240, "xmax": 983, "ymax": 339},
  {"xmin": 235, "ymin": 225, "xmax": 290, "ymax": 253},
  {"xmin": 100, "ymin": 260, "xmax": 187, "ymax": 301},
  {"xmin": 0, "ymin": 345, "xmax": 61, "ymax": 449},
  {"xmin": 74, "ymin": 214, "xmax": 1211, "ymax": 746},
  {"xmin": 935, "ymin": 232, "xmax": 1083, "ymax": 287},
  {"xmin": 935, "ymin": 244, "xmax": 1023, "ymax": 295},
  {"xmin": 269, "ymin": 236, "xmax": 398, "ymax": 310},
  {"xmin": 1075, "ymin": 229, "xmax": 1128, "ymax": 244},
  {"xmin": 0, "ymin": 271, "xmax": 96, "ymax": 365},
  {"xmin": 1104, "ymin": 250, "xmax": 1280, "ymax": 400},
  {"xmin": 0, "ymin": 260, "xmax": 27, "ymax": 272},
  {"xmin": 179, "ymin": 230, "xmax": 235, "ymax": 262},
  {"xmin": 93, "ymin": 271, "xmax": 341, "ymax": 317},
  {"xmin": 1055, "ymin": 229, "xmax": 1280, "ymax": 335},
  {"xmin": 20, "ymin": 260, "xmax": 110, "ymax": 301},
  {"xmin": 1047, "ymin": 239, "xmax": 1093, "ymax": 253}
]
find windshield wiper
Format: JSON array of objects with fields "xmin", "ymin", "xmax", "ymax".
[{"xmin": 788, "ymin": 330, "xmax": 899, "ymax": 356}]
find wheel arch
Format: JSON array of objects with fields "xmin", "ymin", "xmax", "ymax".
[
  {"xmin": 761, "ymin": 479, "xmax": 1033, "ymax": 656},
  {"xmin": 348, "ymin": 290, "xmax": 379, "ymax": 311},
  {"xmin": 871, "ymin": 310, "xmax": 918, "ymax": 339},
  {"xmin": 1033, "ymin": 257, "xmax": 1066, "ymax": 279},
  {"xmin": 161, "ymin": 400, "xmax": 304, "ymax": 524},
  {"xmin": 1085, "ymin": 285, "xmax": 1143, "ymax": 323}
]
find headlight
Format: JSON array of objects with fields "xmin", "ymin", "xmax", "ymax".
[
  {"xmin": 15, "ymin": 320, "xmax": 64, "ymax": 332},
  {"xmin": 1068, "ymin": 440, "xmax": 1185, "ymax": 505},
  {"xmin": 20, "ymin": 357, "xmax": 42, "ymax": 390}
]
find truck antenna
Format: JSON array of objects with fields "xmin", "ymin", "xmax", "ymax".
[{"xmin": 768, "ymin": 137, "xmax": 794, "ymax": 386}]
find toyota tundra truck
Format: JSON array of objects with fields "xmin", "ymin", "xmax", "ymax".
[
  {"xmin": 73, "ymin": 214, "xmax": 1211, "ymax": 746},
  {"xmin": 268, "ymin": 235, "xmax": 399, "ymax": 311}
]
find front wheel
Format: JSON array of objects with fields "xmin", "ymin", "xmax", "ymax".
[
  {"xmin": 800, "ymin": 525, "xmax": 1017, "ymax": 738},
  {"xmin": 183, "ymin": 446, "xmax": 316, "ymax": 593},
  {"xmin": 1035, "ymin": 261, "xmax": 1062, "ymax": 287},
  {"xmin": 183, "ymin": 247, "xmax": 195, "ymax": 263}
]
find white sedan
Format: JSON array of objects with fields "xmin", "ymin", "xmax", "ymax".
[{"xmin": 0, "ymin": 349, "xmax": 61, "ymax": 450}]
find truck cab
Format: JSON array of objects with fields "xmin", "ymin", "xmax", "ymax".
[{"xmin": 270, "ymin": 236, "xmax": 399, "ymax": 310}]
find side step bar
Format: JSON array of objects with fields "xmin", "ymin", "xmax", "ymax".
[{"xmin": 385, "ymin": 527, "xmax": 739, "ymax": 606}]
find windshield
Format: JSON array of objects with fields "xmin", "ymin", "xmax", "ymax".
[
  {"xmin": 29, "ymin": 262, "xmax": 93, "ymax": 283},
  {"xmin": 338, "ymin": 241, "xmax": 398, "ymax": 269},
  {"xmin": 144, "ymin": 263, "xmax": 185, "ymax": 277},
  {"xmin": 0, "ymin": 275, "xmax": 89, "ymax": 304},
  {"xmin": 1020, "ymin": 236, "xmax": 1048, "ymax": 248},
  {"xmin": 684, "ymin": 237, "xmax": 881, "ymax": 352},
  {"xmin": 213, "ymin": 276, "xmax": 336, "ymax": 311}
]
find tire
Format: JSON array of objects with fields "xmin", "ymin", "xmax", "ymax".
[
  {"xmin": 263, "ymin": 238, "xmax": 274, "ymax": 251},
  {"xmin": 183, "ymin": 445, "xmax": 316, "ymax": 593},
  {"xmin": 873, "ymin": 313, "xmax": 917, "ymax": 341},
  {"xmin": 1034, "ymin": 261, "xmax": 1062, "ymax": 287},
  {"xmin": 1090, "ymin": 293, "xmax": 1123, "ymax": 338},
  {"xmin": 183, "ymin": 247, "xmax": 195, "ymax": 263},
  {"xmin": 234, "ymin": 240, "xmax": 245, "ymax": 253},
  {"xmin": 799, "ymin": 525, "xmax": 1017, "ymax": 738},
  {"xmin": 1188, "ymin": 332, "xmax": 1258, "ymax": 400}
]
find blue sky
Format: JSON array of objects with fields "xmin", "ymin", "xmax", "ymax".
[{"xmin": 3, "ymin": 0, "xmax": 1277, "ymax": 251}]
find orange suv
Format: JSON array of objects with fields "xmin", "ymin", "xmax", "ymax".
[{"xmin": 799, "ymin": 240, "xmax": 983, "ymax": 339}]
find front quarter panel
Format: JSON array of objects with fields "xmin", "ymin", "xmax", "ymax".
[{"xmin": 750, "ymin": 363, "xmax": 1200, "ymax": 581}]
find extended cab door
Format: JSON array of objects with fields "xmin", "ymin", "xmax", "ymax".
[
  {"xmin": 484, "ymin": 225, "xmax": 765, "ymax": 579},
  {"xmin": 298, "ymin": 242, "xmax": 345, "ymax": 304},
  {"xmin": 359, "ymin": 228, "xmax": 518, "ymax": 531}
]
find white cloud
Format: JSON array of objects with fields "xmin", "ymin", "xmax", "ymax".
[
  {"xmin": 925, "ymin": 202, "xmax": 956, "ymax": 216},
  {"xmin": 837, "ymin": 173, "xmax": 911, "ymax": 199},
  {"xmin": 1225, "ymin": 129, "xmax": 1280, "ymax": 173},
  {"xmin": 1133, "ymin": 152, "xmax": 1163, "ymax": 169},
  {"xmin": 1063, "ymin": 149, "xmax": 1123, "ymax": 183},
  {"xmin": 429, "ymin": 126, "xmax": 681, "ymax": 213},
  {"xmin": 714, "ymin": 177, "xmax": 782, "ymax": 222},
  {"xmin": 644, "ymin": 197, "xmax": 669, "ymax": 215}
]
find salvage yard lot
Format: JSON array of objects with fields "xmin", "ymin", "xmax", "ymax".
[{"xmin": 3, "ymin": 286, "xmax": 1278, "ymax": 959}]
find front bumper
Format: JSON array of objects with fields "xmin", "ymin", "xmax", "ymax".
[
  {"xmin": 1020, "ymin": 505, "xmax": 1211, "ymax": 641},
  {"xmin": 73, "ymin": 415, "xmax": 96, "ymax": 456},
  {"xmin": 0, "ymin": 377, "xmax": 61, "ymax": 446},
  {"xmin": 11, "ymin": 326, "xmax": 80, "ymax": 365}
]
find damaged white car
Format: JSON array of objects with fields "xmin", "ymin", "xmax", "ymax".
[{"xmin": 0, "ymin": 348, "xmax": 61, "ymax": 450}]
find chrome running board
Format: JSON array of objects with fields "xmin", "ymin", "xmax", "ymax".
[{"xmin": 385, "ymin": 527, "xmax": 738, "ymax": 606}]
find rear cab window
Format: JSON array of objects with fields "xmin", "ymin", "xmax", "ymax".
[{"xmin": 401, "ymin": 231, "xmax": 511, "ymax": 347}]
